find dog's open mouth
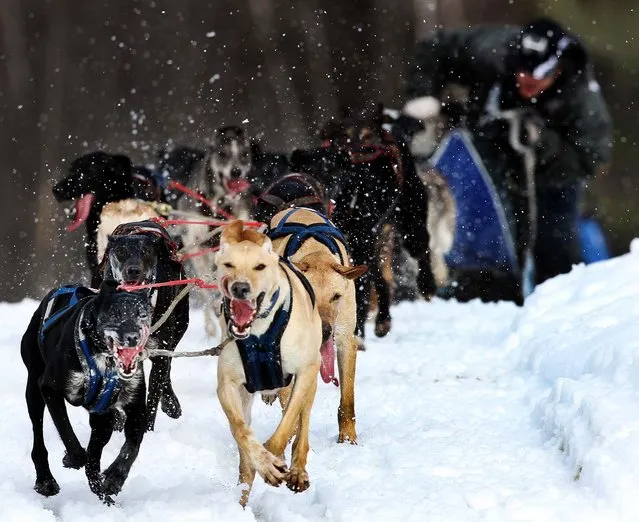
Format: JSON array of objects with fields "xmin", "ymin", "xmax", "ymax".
[
  {"xmin": 106, "ymin": 328, "xmax": 149, "ymax": 380},
  {"xmin": 227, "ymin": 293, "xmax": 265, "ymax": 339},
  {"xmin": 225, "ymin": 178, "xmax": 252, "ymax": 195},
  {"xmin": 65, "ymin": 193, "xmax": 96, "ymax": 232}
]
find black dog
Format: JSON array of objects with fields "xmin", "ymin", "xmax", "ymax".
[
  {"xmin": 53, "ymin": 148, "xmax": 205, "ymax": 272},
  {"xmin": 291, "ymin": 106, "xmax": 436, "ymax": 341},
  {"xmin": 53, "ymin": 152, "xmax": 159, "ymax": 271},
  {"xmin": 93, "ymin": 220, "xmax": 189, "ymax": 432},
  {"xmin": 21, "ymin": 280, "xmax": 152, "ymax": 504}
]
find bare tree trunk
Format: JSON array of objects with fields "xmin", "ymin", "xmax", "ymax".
[
  {"xmin": 413, "ymin": 0, "xmax": 439, "ymax": 41},
  {"xmin": 34, "ymin": 0, "xmax": 70, "ymax": 293},
  {"xmin": 246, "ymin": 0, "xmax": 307, "ymax": 148}
]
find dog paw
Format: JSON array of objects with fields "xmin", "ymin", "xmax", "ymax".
[
  {"xmin": 261, "ymin": 393, "xmax": 277, "ymax": 406},
  {"xmin": 63, "ymin": 448, "xmax": 87, "ymax": 469},
  {"xmin": 101, "ymin": 494, "xmax": 116, "ymax": 506},
  {"xmin": 253, "ymin": 445, "xmax": 287, "ymax": 487},
  {"xmin": 286, "ymin": 468, "xmax": 310, "ymax": 493},
  {"xmin": 337, "ymin": 430, "xmax": 358, "ymax": 445},
  {"xmin": 374, "ymin": 319, "xmax": 391, "ymax": 337},
  {"xmin": 34, "ymin": 478, "xmax": 60, "ymax": 497},
  {"xmin": 102, "ymin": 464, "xmax": 127, "ymax": 496},
  {"xmin": 161, "ymin": 393, "xmax": 182, "ymax": 419}
]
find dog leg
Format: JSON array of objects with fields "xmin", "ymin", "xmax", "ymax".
[
  {"xmin": 286, "ymin": 374, "xmax": 317, "ymax": 493},
  {"xmin": 160, "ymin": 359, "xmax": 182, "ymax": 420},
  {"xmin": 354, "ymin": 263, "xmax": 372, "ymax": 342},
  {"xmin": 85, "ymin": 410, "xmax": 116, "ymax": 504},
  {"xmin": 264, "ymin": 365, "xmax": 319, "ymax": 461},
  {"xmin": 146, "ymin": 355, "xmax": 179, "ymax": 431},
  {"xmin": 336, "ymin": 335, "xmax": 358, "ymax": 444},
  {"xmin": 372, "ymin": 260, "xmax": 392, "ymax": 338},
  {"xmin": 102, "ymin": 386, "xmax": 147, "ymax": 498},
  {"xmin": 416, "ymin": 249, "xmax": 437, "ymax": 300},
  {"xmin": 217, "ymin": 378, "xmax": 287, "ymax": 493},
  {"xmin": 39, "ymin": 377, "xmax": 86, "ymax": 470},
  {"xmin": 238, "ymin": 389, "xmax": 256, "ymax": 507},
  {"xmin": 26, "ymin": 371, "xmax": 59, "ymax": 496}
]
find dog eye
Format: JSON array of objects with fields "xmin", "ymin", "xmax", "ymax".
[
  {"xmin": 254, "ymin": 263, "xmax": 266, "ymax": 271},
  {"xmin": 223, "ymin": 262, "xmax": 235, "ymax": 269},
  {"xmin": 331, "ymin": 293, "xmax": 342, "ymax": 302},
  {"xmin": 218, "ymin": 151, "xmax": 228, "ymax": 160}
]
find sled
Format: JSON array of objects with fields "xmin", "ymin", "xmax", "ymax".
[{"xmin": 430, "ymin": 130, "xmax": 518, "ymax": 273}]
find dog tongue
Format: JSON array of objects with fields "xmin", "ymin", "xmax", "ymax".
[
  {"xmin": 320, "ymin": 339, "xmax": 338, "ymax": 386},
  {"xmin": 67, "ymin": 193, "xmax": 96, "ymax": 232},
  {"xmin": 231, "ymin": 299, "xmax": 255, "ymax": 328},
  {"xmin": 117, "ymin": 345, "xmax": 141, "ymax": 373},
  {"xmin": 226, "ymin": 179, "xmax": 251, "ymax": 194}
]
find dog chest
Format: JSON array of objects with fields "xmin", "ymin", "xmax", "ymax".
[{"xmin": 229, "ymin": 306, "xmax": 293, "ymax": 394}]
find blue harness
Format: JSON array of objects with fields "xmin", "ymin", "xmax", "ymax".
[
  {"xmin": 268, "ymin": 208, "xmax": 347, "ymax": 264},
  {"xmin": 225, "ymin": 261, "xmax": 315, "ymax": 394},
  {"xmin": 39, "ymin": 286, "xmax": 121, "ymax": 414}
]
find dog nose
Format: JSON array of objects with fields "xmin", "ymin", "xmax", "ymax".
[
  {"xmin": 125, "ymin": 334, "xmax": 139, "ymax": 347},
  {"xmin": 230, "ymin": 281, "xmax": 251, "ymax": 300},
  {"xmin": 123, "ymin": 266, "xmax": 141, "ymax": 281},
  {"xmin": 321, "ymin": 324, "xmax": 333, "ymax": 343},
  {"xmin": 230, "ymin": 167, "xmax": 243, "ymax": 179}
]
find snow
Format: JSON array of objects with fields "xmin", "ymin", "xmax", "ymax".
[{"xmin": 2, "ymin": 247, "xmax": 639, "ymax": 521}]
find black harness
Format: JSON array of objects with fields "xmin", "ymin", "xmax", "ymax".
[
  {"xmin": 268, "ymin": 208, "xmax": 347, "ymax": 264},
  {"xmin": 224, "ymin": 259, "xmax": 315, "ymax": 394},
  {"xmin": 39, "ymin": 286, "xmax": 122, "ymax": 413}
]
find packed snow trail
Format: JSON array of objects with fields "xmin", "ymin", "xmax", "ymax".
[{"xmin": 4, "ymin": 246, "xmax": 639, "ymax": 521}]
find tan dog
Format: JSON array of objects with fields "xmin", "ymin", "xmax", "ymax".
[
  {"xmin": 269, "ymin": 208, "xmax": 367, "ymax": 444},
  {"xmin": 214, "ymin": 220, "xmax": 322, "ymax": 505}
]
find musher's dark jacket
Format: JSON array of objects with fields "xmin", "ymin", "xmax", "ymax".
[{"xmin": 407, "ymin": 26, "xmax": 613, "ymax": 187}]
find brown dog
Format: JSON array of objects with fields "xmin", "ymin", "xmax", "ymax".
[
  {"xmin": 268, "ymin": 208, "xmax": 367, "ymax": 444},
  {"xmin": 214, "ymin": 220, "xmax": 322, "ymax": 505}
]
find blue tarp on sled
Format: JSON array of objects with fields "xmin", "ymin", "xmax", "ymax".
[
  {"xmin": 430, "ymin": 130, "xmax": 518, "ymax": 272},
  {"xmin": 578, "ymin": 216, "xmax": 611, "ymax": 264}
]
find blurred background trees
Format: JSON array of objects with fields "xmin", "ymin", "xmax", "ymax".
[{"xmin": 0, "ymin": 0, "xmax": 636, "ymax": 301}]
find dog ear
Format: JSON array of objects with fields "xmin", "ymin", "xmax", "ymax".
[
  {"xmin": 332, "ymin": 263, "xmax": 368, "ymax": 280},
  {"xmin": 261, "ymin": 236, "xmax": 273, "ymax": 254},
  {"xmin": 220, "ymin": 220, "xmax": 245, "ymax": 245},
  {"xmin": 296, "ymin": 261, "xmax": 310, "ymax": 272}
]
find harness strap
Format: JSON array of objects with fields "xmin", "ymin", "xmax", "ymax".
[
  {"xmin": 280, "ymin": 257, "xmax": 316, "ymax": 309},
  {"xmin": 268, "ymin": 208, "xmax": 347, "ymax": 265},
  {"xmin": 41, "ymin": 287, "xmax": 81, "ymax": 343},
  {"xmin": 75, "ymin": 307, "xmax": 121, "ymax": 413},
  {"xmin": 225, "ymin": 267, "xmax": 293, "ymax": 394}
]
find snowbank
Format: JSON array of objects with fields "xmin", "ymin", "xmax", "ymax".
[{"xmin": 514, "ymin": 241, "xmax": 639, "ymax": 519}]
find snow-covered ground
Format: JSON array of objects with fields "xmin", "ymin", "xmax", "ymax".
[{"xmin": 2, "ymin": 245, "xmax": 639, "ymax": 521}]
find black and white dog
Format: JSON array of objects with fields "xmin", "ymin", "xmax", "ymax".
[
  {"xmin": 21, "ymin": 280, "xmax": 153, "ymax": 504},
  {"xmin": 185, "ymin": 125, "xmax": 290, "ymax": 219},
  {"xmin": 92, "ymin": 220, "xmax": 189, "ymax": 432}
]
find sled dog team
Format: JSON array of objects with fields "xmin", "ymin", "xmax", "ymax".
[{"xmin": 21, "ymin": 209, "xmax": 366, "ymax": 506}]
